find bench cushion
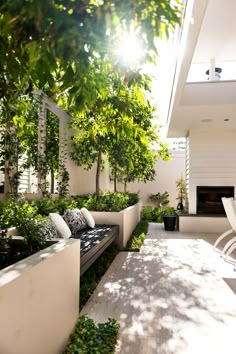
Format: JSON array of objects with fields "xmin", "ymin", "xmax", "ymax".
[{"xmin": 72, "ymin": 224, "xmax": 119, "ymax": 275}]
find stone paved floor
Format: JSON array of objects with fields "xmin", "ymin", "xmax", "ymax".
[{"xmin": 81, "ymin": 223, "xmax": 236, "ymax": 354}]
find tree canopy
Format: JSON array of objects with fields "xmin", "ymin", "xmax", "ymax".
[
  {"xmin": 0, "ymin": 0, "xmax": 182, "ymax": 196},
  {"xmin": 0, "ymin": 0, "xmax": 182, "ymax": 104}
]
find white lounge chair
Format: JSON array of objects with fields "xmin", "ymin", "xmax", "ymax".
[{"xmin": 213, "ymin": 197, "xmax": 236, "ymax": 259}]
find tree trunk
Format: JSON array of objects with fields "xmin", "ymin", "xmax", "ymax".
[
  {"xmin": 4, "ymin": 123, "xmax": 18, "ymax": 199},
  {"xmin": 114, "ymin": 164, "xmax": 117, "ymax": 192},
  {"xmin": 124, "ymin": 180, "xmax": 127, "ymax": 193},
  {"xmin": 96, "ymin": 146, "xmax": 102, "ymax": 199},
  {"xmin": 50, "ymin": 168, "xmax": 54, "ymax": 194}
]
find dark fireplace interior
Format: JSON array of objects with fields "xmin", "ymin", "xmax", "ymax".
[{"xmin": 197, "ymin": 186, "xmax": 234, "ymax": 215}]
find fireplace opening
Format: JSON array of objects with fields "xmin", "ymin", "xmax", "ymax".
[{"xmin": 197, "ymin": 186, "xmax": 234, "ymax": 215}]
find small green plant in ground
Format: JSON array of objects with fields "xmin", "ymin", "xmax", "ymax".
[
  {"xmin": 125, "ymin": 220, "xmax": 148, "ymax": 251},
  {"xmin": 63, "ymin": 315, "xmax": 120, "ymax": 354},
  {"xmin": 149, "ymin": 191, "xmax": 169, "ymax": 208},
  {"xmin": 80, "ymin": 244, "xmax": 119, "ymax": 310},
  {"xmin": 142, "ymin": 206, "xmax": 164, "ymax": 222}
]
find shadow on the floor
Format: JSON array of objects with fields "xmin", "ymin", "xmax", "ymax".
[{"xmin": 81, "ymin": 223, "xmax": 236, "ymax": 354}]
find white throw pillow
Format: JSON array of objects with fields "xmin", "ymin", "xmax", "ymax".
[
  {"xmin": 49, "ymin": 213, "xmax": 72, "ymax": 239},
  {"xmin": 81, "ymin": 207, "xmax": 95, "ymax": 228}
]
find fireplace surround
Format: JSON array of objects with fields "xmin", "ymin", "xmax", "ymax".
[{"xmin": 196, "ymin": 186, "xmax": 234, "ymax": 215}]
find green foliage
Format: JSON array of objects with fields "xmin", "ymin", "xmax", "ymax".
[
  {"xmin": 80, "ymin": 244, "xmax": 119, "ymax": 310},
  {"xmin": 17, "ymin": 216, "xmax": 49, "ymax": 252},
  {"xmin": 141, "ymin": 206, "xmax": 164, "ymax": 223},
  {"xmin": 0, "ymin": 0, "xmax": 181, "ymax": 198},
  {"xmin": 149, "ymin": 192, "xmax": 169, "ymax": 208},
  {"xmin": 141, "ymin": 206, "xmax": 154, "ymax": 221},
  {"xmin": 74, "ymin": 192, "xmax": 139, "ymax": 212},
  {"xmin": 71, "ymin": 70, "xmax": 167, "ymax": 195},
  {"xmin": 19, "ymin": 102, "xmax": 60, "ymax": 194},
  {"xmin": 32, "ymin": 197, "xmax": 77, "ymax": 216},
  {"xmin": 162, "ymin": 207, "xmax": 176, "ymax": 216},
  {"xmin": 58, "ymin": 163, "xmax": 70, "ymax": 197},
  {"xmin": 176, "ymin": 176, "xmax": 187, "ymax": 205},
  {"xmin": 0, "ymin": 198, "xmax": 38, "ymax": 230},
  {"xmin": 0, "ymin": 228, "xmax": 10, "ymax": 250},
  {"xmin": 30, "ymin": 197, "xmax": 56, "ymax": 216},
  {"xmin": 63, "ymin": 315, "xmax": 120, "ymax": 354},
  {"xmin": 125, "ymin": 220, "xmax": 148, "ymax": 251}
]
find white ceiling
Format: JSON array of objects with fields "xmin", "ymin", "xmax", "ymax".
[
  {"xmin": 167, "ymin": 0, "xmax": 236, "ymax": 137},
  {"xmin": 192, "ymin": 0, "xmax": 236, "ymax": 63}
]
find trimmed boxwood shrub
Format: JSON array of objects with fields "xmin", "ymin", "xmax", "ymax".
[{"xmin": 125, "ymin": 220, "xmax": 148, "ymax": 251}]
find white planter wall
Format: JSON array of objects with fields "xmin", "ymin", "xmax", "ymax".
[
  {"xmin": 91, "ymin": 202, "xmax": 141, "ymax": 249},
  {"xmin": 0, "ymin": 239, "xmax": 80, "ymax": 354},
  {"xmin": 188, "ymin": 129, "xmax": 236, "ymax": 214}
]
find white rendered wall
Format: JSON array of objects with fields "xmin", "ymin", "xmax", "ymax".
[
  {"xmin": 0, "ymin": 239, "xmax": 80, "ymax": 354},
  {"xmin": 91, "ymin": 202, "xmax": 141, "ymax": 249},
  {"xmin": 116, "ymin": 151, "xmax": 186, "ymax": 208},
  {"xmin": 188, "ymin": 129, "xmax": 236, "ymax": 214},
  {"xmin": 60, "ymin": 114, "xmax": 110, "ymax": 195}
]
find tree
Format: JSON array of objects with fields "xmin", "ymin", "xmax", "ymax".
[
  {"xmin": 0, "ymin": 0, "xmax": 182, "ymax": 197},
  {"xmin": 71, "ymin": 66, "xmax": 170, "ymax": 197}
]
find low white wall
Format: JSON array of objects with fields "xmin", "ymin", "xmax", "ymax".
[
  {"xmin": 0, "ymin": 239, "xmax": 80, "ymax": 354},
  {"xmin": 91, "ymin": 202, "xmax": 141, "ymax": 249},
  {"xmin": 179, "ymin": 215, "xmax": 230, "ymax": 233}
]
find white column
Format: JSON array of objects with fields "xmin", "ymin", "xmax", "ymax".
[
  {"xmin": 37, "ymin": 100, "xmax": 47, "ymax": 194},
  {"xmin": 58, "ymin": 112, "xmax": 70, "ymax": 196},
  {"xmin": 209, "ymin": 58, "xmax": 215, "ymax": 81}
]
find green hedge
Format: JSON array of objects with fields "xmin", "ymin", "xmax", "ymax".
[
  {"xmin": 74, "ymin": 192, "xmax": 139, "ymax": 212},
  {"xmin": 125, "ymin": 220, "xmax": 148, "ymax": 251},
  {"xmin": 0, "ymin": 192, "xmax": 139, "ymax": 228}
]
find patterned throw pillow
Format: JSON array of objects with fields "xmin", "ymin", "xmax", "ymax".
[
  {"xmin": 63, "ymin": 209, "xmax": 87, "ymax": 235},
  {"xmin": 38, "ymin": 219, "xmax": 59, "ymax": 240}
]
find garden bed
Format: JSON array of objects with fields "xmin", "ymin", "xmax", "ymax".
[
  {"xmin": 0, "ymin": 193, "xmax": 140, "ymax": 270},
  {"xmin": 91, "ymin": 202, "xmax": 142, "ymax": 249}
]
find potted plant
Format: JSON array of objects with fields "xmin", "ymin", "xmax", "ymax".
[
  {"xmin": 162, "ymin": 207, "xmax": 177, "ymax": 231},
  {"xmin": 176, "ymin": 177, "xmax": 187, "ymax": 212}
]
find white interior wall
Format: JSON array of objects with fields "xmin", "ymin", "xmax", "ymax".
[
  {"xmin": 188, "ymin": 129, "xmax": 236, "ymax": 214},
  {"xmin": 116, "ymin": 151, "xmax": 186, "ymax": 208}
]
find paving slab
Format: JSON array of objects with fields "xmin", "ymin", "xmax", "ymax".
[{"xmin": 81, "ymin": 223, "xmax": 236, "ymax": 354}]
